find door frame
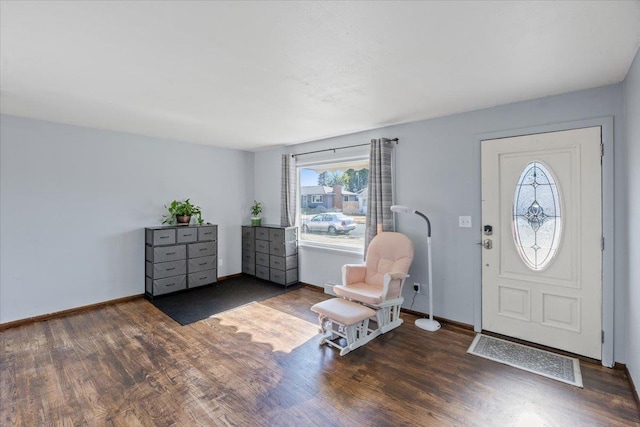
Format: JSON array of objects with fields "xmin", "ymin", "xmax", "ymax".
[{"xmin": 474, "ymin": 117, "xmax": 614, "ymax": 367}]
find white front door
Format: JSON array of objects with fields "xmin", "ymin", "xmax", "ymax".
[{"xmin": 481, "ymin": 127, "xmax": 602, "ymax": 359}]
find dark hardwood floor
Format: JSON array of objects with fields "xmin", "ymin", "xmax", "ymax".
[{"xmin": 1, "ymin": 285, "xmax": 638, "ymax": 426}]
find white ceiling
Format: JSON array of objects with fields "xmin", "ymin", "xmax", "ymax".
[{"xmin": 1, "ymin": 1, "xmax": 639, "ymax": 152}]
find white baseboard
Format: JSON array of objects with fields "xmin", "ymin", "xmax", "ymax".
[{"xmin": 324, "ymin": 282, "xmax": 337, "ymax": 296}]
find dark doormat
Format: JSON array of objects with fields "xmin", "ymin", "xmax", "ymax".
[
  {"xmin": 150, "ymin": 275, "xmax": 303, "ymax": 325},
  {"xmin": 467, "ymin": 334, "xmax": 583, "ymax": 387}
]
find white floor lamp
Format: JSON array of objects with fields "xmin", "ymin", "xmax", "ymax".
[{"xmin": 390, "ymin": 205, "xmax": 441, "ymax": 332}]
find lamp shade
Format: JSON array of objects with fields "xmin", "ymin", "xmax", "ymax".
[{"xmin": 390, "ymin": 205, "xmax": 414, "ymax": 214}]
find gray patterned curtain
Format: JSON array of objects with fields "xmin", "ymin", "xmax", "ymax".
[
  {"xmin": 281, "ymin": 154, "xmax": 297, "ymax": 227},
  {"xmin": 365, "ymin": 139, "xmax": 394, "ymax": 256}
]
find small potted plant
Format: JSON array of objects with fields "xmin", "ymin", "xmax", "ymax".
[
  {"xmin": 250, "ymin": 200, "xmax": 263, "ymax": 226},
  {"xmin": 162, "ymin": 198, "xmax": 204, "ymax": 225}
]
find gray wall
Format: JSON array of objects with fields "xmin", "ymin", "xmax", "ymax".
[
  {"xmin": 254, "ymin": 84, "xmax": 628, "ymax": 363},
  {"xmin": 0, "ymin": 115, "xmax": 254, "ymax": 323},
  {"xmin": 1, "ymin": 76, "xmax": 634, "ymax": 370},
  {"xmin": 623, "ymin": 48, "xmax": 640, "ymax": 389}
]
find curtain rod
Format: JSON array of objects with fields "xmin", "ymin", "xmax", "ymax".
[{"xmin": 292, "ymin": 138, "xmax": 398, "ymax": 158}]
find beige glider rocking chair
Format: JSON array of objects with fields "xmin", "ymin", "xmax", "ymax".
[{"xmin": 311, "ymin": 232, "xmax": 414, "ymax": 355}]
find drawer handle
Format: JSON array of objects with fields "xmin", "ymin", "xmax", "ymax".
[
  {"xmin": 204, "ymin": 232, "xmax": 212, "ymax": 235},
  {"xmin": 199, "ymin": 262, "xmax": 207, "ymax": 266},
  {"xmin": 184, "ymin": 233, "xmax": 193, "ymax": 236},
  {"xmin": 274, "ymin": 261, "xmax": 280, "ymax": 265},
  {"xmin": 166, "ymin": 267, "xmax": 176, "ymax": 271},
  {"xmin": 166, "ymin": 283, "xmax": 176, "ymax": 287},
  {"xmin": 199, "ymin": 248, "xmax": 207, "ymax": 251},
  {"xmin": 166, "ymin": 252, "xmax": 176, "ymax": 255},
  {"xmin": 200, "ymin": 276, "xmax": 207, "ymax": 280},
  {"xmin": 160, "ymin": 236, "xmax": 169, "ymax": 239}
]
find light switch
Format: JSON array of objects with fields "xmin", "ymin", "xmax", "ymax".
[{"xmin": 459, "ymin": 216, "xmax": 472, "ymax": 228}]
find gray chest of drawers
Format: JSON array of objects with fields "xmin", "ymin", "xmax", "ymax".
[
  {"xmin": 145, "ymin": 224, "xmax": 218, "ymax": 298},
  {"xmin": 242, "ymin": 225, "xmax": 298, "ymax": 286}
]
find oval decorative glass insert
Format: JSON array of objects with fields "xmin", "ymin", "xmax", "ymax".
[{"xmin": 512, "ymin": 162, "xmax": 562, "ymax": 270}]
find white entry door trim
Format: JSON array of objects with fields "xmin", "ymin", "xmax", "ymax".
[{"xmin": 474, "ymin": 117, "xmax": 614, "ymax": 367}]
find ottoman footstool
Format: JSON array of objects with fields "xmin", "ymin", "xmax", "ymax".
[{"xmin": 311, "ymin": 298, "xmax": 378, "ymax": 356}]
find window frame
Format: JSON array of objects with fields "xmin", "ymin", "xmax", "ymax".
[{"xmin": 297, "ymin": 153, "xmax": 369, "ymax": 255}]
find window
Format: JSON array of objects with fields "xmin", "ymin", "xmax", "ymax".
[
  {"xmin": 512, "ymin": 161, "xmax": 562, "ymax": 270},
  {"xmin": 298, "ymin": 157, "xmax": 369, "ymax": 251}
]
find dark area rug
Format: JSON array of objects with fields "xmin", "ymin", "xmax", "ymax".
[{"xmin": 150, "ymin": 275, "xmax": 303, "ymax": 325}]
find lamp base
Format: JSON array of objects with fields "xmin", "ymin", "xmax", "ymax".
[{"xmin": 415, "ymin": 318, "xmax": 441, "ymax": 332}]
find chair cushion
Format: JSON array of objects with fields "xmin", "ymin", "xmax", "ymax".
[
  {"xmin": 363, "ymin": 232, "xmax": 414, "ymax": 299},
  {"xmin": 339, "ymin": 232, "xmax": 414, "ymax": 304},
  {"xmin": 311, "ymin": 298, "xmax": 376, "ymax": 326},
  {"xmin": 334, "ymin": 282, "xmax": 384, "ymax": 305}
]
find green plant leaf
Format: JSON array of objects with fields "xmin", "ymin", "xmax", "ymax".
[
  {"xmin": 250, "ymin": 200, "xmax": 262, "ymax": 216},
  {"xmin": 163, "ymin": 198, "xmax": 204, "ymax": 224}
]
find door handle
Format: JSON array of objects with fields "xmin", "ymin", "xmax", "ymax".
[{"xmin": 478, "ymin": 239, "xmax": 493, "ymax": 249}]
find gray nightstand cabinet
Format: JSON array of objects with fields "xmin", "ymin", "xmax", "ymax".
[
  {"xmin": 145, "ymin": 225, "xmax": 218, "ymax": 298},
  {"xmin": 242, "ymin": 225, "xmax": 298, "ymax": 286}
]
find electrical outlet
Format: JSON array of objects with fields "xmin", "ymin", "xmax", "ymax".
[
  {"xmin": 218, "ymin": 259, "xmax": 223, "ymax": 267},
  {"xmin": 413, "ymin": 283, "xmax": 419, "ymax": 292}
]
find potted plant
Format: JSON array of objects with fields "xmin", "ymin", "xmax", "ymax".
[
  {"xmin": 250, "ymin": 200, "xmax": 263, "ymax": 226},
  {"xmin": 162, "ymin": 198, "xmax": 204, "ymax": 225}
]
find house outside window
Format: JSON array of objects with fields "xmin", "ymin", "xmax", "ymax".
[{"xmin": 298, "ymin": 157, "xmax": 369, "ymax": 251}]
